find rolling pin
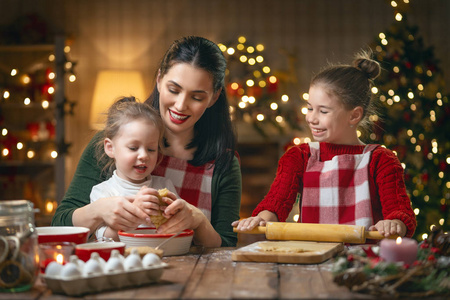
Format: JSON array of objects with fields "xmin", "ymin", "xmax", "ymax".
[{"xmin": 233, "ymin": 222, "xmax": 398, "ymax": 244}]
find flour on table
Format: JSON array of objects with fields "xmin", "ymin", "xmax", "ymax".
[{"xmin": 258, "ymin": 241, "xmax": 311, "ymax": 253}]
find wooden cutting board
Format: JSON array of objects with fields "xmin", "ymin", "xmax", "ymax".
[{"xmin": 232, "ymin": 241, "xmax": 344, "ymax": 264}]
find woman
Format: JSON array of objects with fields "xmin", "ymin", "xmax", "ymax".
[{"xmin": 52, "ymin": 36, "xmax": 241, "ymax": 247}]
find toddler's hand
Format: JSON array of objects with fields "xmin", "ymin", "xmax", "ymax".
[
  {"xmin": 134, "ymin": 186, "xmax": 164, "ymax": 218},
  {"xmin": 231, "ymin": 216, "xmax": 266, "ymax": 232},
  {"xmin": 369, "ymin": 219, "xmax": 407, "ymax": 237}
]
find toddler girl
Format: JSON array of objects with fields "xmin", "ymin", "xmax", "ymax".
[{"xmin": 91, "ymin": 96, "xmax": 179, "ymax": 240}]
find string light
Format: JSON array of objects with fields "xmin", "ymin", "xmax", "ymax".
[
  {"xmin": 27, "ymin": 150, "xmax": 35, "ymax": 159},
  {"xmin": 226, "ymin": 47, "xmax": 235, "ymax": 55},
  {"xmin": 10, "ymin": 69, "xmax": 17, "ymax": 76},
  {"xmin": 301, "ymin": 107, "xmax": 308, "ymax": 115},
  {"xmin": 275, "ymin": 116, "xmax": 283, "ymax": 123},
  {"xmin": 236, "ymin": 44, "xmax": 244, "ymax": 51},
  {"xmin": 302, "ymin": 93, "xmax": 309, "ymax": 100},
  {"xmin": 281, "ymin": 95, "xmax": 289, "ymax": 102},
  {"xmin": 293, "ymin": 137, "xmax": 301, "ymax": 145},
  {"xmin": 256, "ymin": 114, "xmax": 264, "ymax": 121},
  {"xmin": 270, "ymin": 103, "xmax": 278, "ymax": 110},
  {"xmin": 51, "ymin": 151, "xmax": 58, "ymax": 159},
  {"xmin": 395, "ymin": 12, "xmax": 403, "ymax": 21},
  {"xmin": 24, "ymin": 97, "xmax": 31, "ymax": 105},
  {"xmin": 3, "ymin": 91, "xmax": 10, "ymax": 99},
  {"xmin": 42, "ymin": 100, "xmax": 50, "ymax": 109},
  {"xmin": 17, "ymin": 142, "xmax": 23, "ymax": 150},
  {"xmin": 2, "ymin": 148, "xmax": 9, "ymax": 156},
  {"xmin": 247, "ymin": 46, "xmax": 255, "ymax": 54},
  {"xmin": 1, "ymin": 128, "xmax": 7, "ymax": 136},
  {"xmin": 22, "ymin": 75, "xmax": 31, "ymax": 84}
]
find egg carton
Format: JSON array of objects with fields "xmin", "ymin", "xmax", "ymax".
[{"xmin": 42, "ymin": 249, "xmax": 168, "ymax": 296}]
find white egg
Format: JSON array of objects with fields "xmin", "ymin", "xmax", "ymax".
[
  {"xmin": 83, "ymin": 254, "xmax": 104, "ymax": 277},
  {"xmin": 104, "ymin": 251, "xmax": 124, "ymax": 273},
  {"xmin": 69, "ymin": 254, "xmax": 85, "ymax": 270},
  {"xmin": 142, "ymin": 253, "xmax": 161, "ymax": 268},
  {"xmin": 123, "ymin": 249, "xmax": 143, "ymax": 271},
  {"xmin": 45, "ymin": 261, "xmax": 63, "ymax": 277},
  {"xmin": 60, "ymin": 261, "xmax": 82, "ymax": 280}
]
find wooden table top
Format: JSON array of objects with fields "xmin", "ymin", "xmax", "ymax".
[{"xmin": 6, "ymin": 246, "xmax": 379, "ymax": 300}]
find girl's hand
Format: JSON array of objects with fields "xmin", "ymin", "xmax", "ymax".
[
  {"xmin": 133, "ymin": 186, "xmax": 165, "ymax": 218},
  {"xmin": 369, "ymin": 219, "xmax": 407, "ymax": 237},
  {"xmin": 231, "ymin": 216, "xmax": 267, "ymax": 232},
  {"xmin": 156, "ymin": 198, "xmax": 204, "ymax": 234}
]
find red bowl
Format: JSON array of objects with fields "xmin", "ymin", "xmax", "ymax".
[
  {"xmin": 37, "ymin": 226, "xmax": 90, "ymax": 244},
  {"xmin": 75, "ymin": 241, "xmax": 126, "ymax": 262}
]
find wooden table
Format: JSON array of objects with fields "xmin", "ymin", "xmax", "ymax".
[{"xmin": 6, "ymin": 246, "xmax": 379, "ymax": 299}]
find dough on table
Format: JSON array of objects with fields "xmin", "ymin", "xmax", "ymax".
[
  {"xmin": 150, "ymin": 188, "xmax": 170, "ymax": 228},
  {"xmin": 124, "ymin": 246, "xmax": 163, "ymax": 258},
  {"xmin": 258, "ymin": 241, "xmax": 310, "ymax": 253}
]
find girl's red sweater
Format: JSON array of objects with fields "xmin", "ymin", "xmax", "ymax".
[{"xmin": 252, "ymin": 142, "xmax": 417, "ymax": 237}]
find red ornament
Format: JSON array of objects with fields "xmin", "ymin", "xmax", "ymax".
[
  {"xmin": 247, "ymin": 86, "xmax": 262, "ymax": 98},
  {"xmin": 27, "ymin": 122, "xmax": 40, "ymax": 140},
  {"xmin": 46, "ymin": 122, "xmax": 55, "ymax": 139}
]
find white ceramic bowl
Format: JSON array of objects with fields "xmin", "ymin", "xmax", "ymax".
[{"xmin": 118, "ymin": 228, "xmax": 193, "ymax": 256}]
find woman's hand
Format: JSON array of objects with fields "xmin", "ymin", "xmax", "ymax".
[
  {"xmin": 369, "ymin": 219, "xmax": 407, "ymax": 237},
  {"xmin": 231, "ymin": 216, "xmax": 266, "ymax": 232},
  {"xmin": 157, "ymin": 197, "xmax": 204, "ymax": 234},
  {"xmin": 156, "ymin": 196, "xmax": 222, "ymax": 247},
  {"xmin": 76, "ymin": 195, "xmax": 150, "ymax": 234}
]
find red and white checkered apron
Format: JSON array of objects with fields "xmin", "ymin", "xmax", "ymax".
[
  {"xmin": 300, "ymin": 142, "xmax": 378, "ymax": 229},
  {"xmin": 152, "ymin": 155, "xmax": 214, "ymax": 221}
]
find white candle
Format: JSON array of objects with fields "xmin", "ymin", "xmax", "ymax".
[{"xmin": 379, "ymin": 237, "xmax": 418, "ymax": 265}]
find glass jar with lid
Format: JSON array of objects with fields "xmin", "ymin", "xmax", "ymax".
[{"xmin": 0, "ymin": 200, "xmax": 39, "ymax": 292}]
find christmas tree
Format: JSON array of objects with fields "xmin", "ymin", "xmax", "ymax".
[
  {"xmin": 219, "ymin": 36, "xmax": 302, "ymax": 138},
  {"xmin": 367, "ymin": 2, "xmax": 449, "ymax": 240}
]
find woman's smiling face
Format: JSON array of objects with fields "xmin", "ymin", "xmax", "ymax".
[{"xmin": 157, "ymin": 63, "xmax": 219, "ymax": 137}]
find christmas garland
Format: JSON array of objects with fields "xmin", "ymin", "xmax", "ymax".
[{"xmin": 332, "ymin": 228, "xmax": 449, "ymax": 298}]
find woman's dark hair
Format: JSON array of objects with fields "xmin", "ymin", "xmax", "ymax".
[
  {"xmin": 310, "ymin": 49, "xmax": 381, "ymax": 132},
  {"xmin": 146, "ymin": 36, "xmax": 236, "ymax": 174}
]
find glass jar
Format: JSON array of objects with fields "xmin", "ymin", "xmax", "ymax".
[{"xmin": 0, "ymin": 200, "xmax": 39, "ymax": 292}]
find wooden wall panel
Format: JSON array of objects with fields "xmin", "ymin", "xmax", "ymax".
[{"xmin": 0, "ymin": 0, "xmax": 448, "ymax": 197}]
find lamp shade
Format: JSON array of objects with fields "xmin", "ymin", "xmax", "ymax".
[{"xmin": 90, "ymin": 70, "xmax": 146, "ymax": 130}]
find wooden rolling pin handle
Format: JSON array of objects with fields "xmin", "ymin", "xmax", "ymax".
[
  {"xmin": 365, "ymin": 231, "xmax": 399, "ymax": 240},
  {"xmin": 233, "ymin": 226, "xmax": 266, "ymax": 234}
]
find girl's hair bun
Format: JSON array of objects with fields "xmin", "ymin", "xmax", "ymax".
[{"xmin": 353, "ymin": 50, "xmax": 381, "ymax": 80}]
